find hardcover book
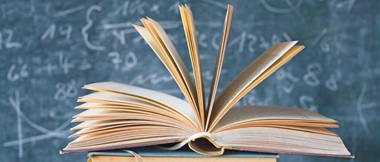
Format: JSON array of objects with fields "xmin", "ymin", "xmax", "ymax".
[
  {"xmin": 62, "ymin": 4, "xmax": 352, "ymax": 158},
  {"xmin": 87, "ymin": 147, "xmax": 278, "ymax": 162}
]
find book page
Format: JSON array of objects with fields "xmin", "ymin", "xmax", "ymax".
[
  {"xmin": 146, "ymin": 18, "xmax": 199, "ymax": 113},
  {"xmin": 135, "ymin": 19, "xmax": 200, "ymax": 123},
  {"xmin": 72, "ymin": 127, "xmax": 184, "ymax": 144},
  {"xmin": 72, "ymin": 109, "xmax": 181, "ymax": 123},
  {"xmin": 233, "ymin": 45, "xmax": 304, "ymax": 103},
  {"xmin": 70, "ymin": 119, "xmax": 195, "ymax": 137},
  {"xmin": 179, "ymin": 5, "xmax": 205, "ymax": 127},
  {"xmin": 205, "ymin": 5, "xmax": 233, "ymax": 130},
  {"xmin": 208, "ymin": 42, "xmax": 303, "ymax": 130},
  {"xmin": 63, "ymin": 133, "xmax": 184, "ymax": 153},
  {"xmin": 78, "ymin": 92, "xmax": 158, "ymax": 108},
  {"xmin": 83, "ymin": 82, "xmax": 201, "ymax": 131},
  {"xmin": 213, "ymin": 127, "xmax": 352, "ymax": 157},
  {"xmin": 211, "ymin": 105, "xmax": 337, "ymax": 132},
  {"xmin": 71, "ymin": 119, "xmax": 189, "ymax": 131}
]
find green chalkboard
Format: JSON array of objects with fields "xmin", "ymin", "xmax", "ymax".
[{"xmin": 1, "ymin": 0, "xmax": 379, "ymax": 162}]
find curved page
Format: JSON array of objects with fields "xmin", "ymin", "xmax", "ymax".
[
  {"xmin": 209, "ymin": 42, "xmax": 301, "ymax": 129},
  {"xmin": 83, "ymin": 82, "xmax": 201, "ymax": 131},
  {"xmin": 212, "ymin": 105, "xmax": 337, "ymax": 132}
]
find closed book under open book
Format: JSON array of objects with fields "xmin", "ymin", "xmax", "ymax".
[
  {"xmin": 62, "ymin": 4, "xmax": 353, "ymax": 158},
  {"xmin": 88, "ymin": 147, "xmax": 278, "ymax": 162}
]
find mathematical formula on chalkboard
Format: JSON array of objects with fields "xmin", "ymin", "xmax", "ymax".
[{"xmin": 1, "ymin": 0, "xmax": 378, "ymax": 162}]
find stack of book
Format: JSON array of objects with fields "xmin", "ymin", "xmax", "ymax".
[{"xmin": 61, "ymin": 4, "xmax": 353, "ymax": 161}]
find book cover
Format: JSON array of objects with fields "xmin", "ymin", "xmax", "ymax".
[{"xmin": 88, "ymin": 147, "xmax": 278, "ymax": 162}]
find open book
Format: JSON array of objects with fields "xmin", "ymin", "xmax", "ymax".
[{"xmin": 62, "ymin": 5, "xmax": 352, "ymax": 158}]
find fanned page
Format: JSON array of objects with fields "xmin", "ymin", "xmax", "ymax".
[
  {"xmin": 210, "ymin": 106, "xmax": 351, "ymax": 157},
  {"xmin": 134, "ymin": 18, "xmax": 201, "ymax": 124},
  {"xmin": 82, "ymin": 82, "xmax": 201, "ymax": 131},
  {"xmin": 206, "ymin": 5, "xmax": 233, "ymax": 130},
  {"xmin": 212, "ymin": 106, "xmax": 337, "ymax": 133},
  {"xmin": 74, "ymin": 93, "xmax": 197, "ymax": 131},
  {"xmin": 179, "ymin": 5, "xmax": 205, "ymax": 127},
  {"xmin": 213, "ymin": 127, "xmax": 352, "ymax": 157},
  {"xmin": 61, "ymin": 82, "xmax": 201, "ymax": 153},
  {"xmin": 208, "ymin": 42, "xmax": 305, "ymax": 130}
]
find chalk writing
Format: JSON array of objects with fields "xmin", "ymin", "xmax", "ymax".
[
  {"xmin": 325, "ymin": 70, "xmax": 341, "ymax": 91},
  {"xmin": 42, "ymin": 63, "xmax": 57, "ymax": 75},
  {"xmin": 54, "ymin": 80, "xmax": 78, "ymax": 101},
  {"xmin": 40, "ymin": 24, "xmax": 72, "ymax": 40},
  {"xmin": 331, "ymin": 0, "xmax": 356, "ymax": 12},
  {"xmin": 82, "ymin": 5, "xmax": 105, "ymax": 51},
  {"xmin": 229, "ymin": 32, "xmax": 254, "ymax": 53},
  {"xmin": 275, "ymin": 67, "xmax": 299, "ymax": 94},
  {"xmin": 53, "ymin": 5, "xmax": 85, "ymax": 17},
  {"xmin": 198, "ymin": 32, "xmax": 208, "ymax": 48},
  {"xmin": 168, "ymin": 2, "xmax": 181, "ymax": 14},
  {"xmin": 4, "ymin": 91, "xmax": 72, "ymax": 159},
  {"xmin": 7, "ymin": 59, "xmax": 28, "ymax": 82},
  {"xmin": 260, "ymin": 0, "xmax": 303, "ymax": 14},
  {"xmin": 130, "ymin": 73, "xmax": 174, "ymax": 85},
  {"xmin": 201, "ymin": 0, "xmax": 228, "ymax": 9},
  {"xmin": 58, "ymin": 52, "xmax": 75, "ymax": 74},
  {"xmin": 114, "ymin": 0, "xmax": 148, "ymax": 16},
  {"xmin": 108, "ymin": 51, "xmax": 137, "ymax": 71},
  {"xmin": 78, "ymin": 59, "xmax": 92, "ymax": 71},
  {"xmin": 0, "ymin": 29, "xmax": 22, "ymax": 49},
  {"xmin": 8, "ymin": 91, "xmax": 23, "ymax": 158},
  {"xmin": 299, "ymin": 95, "xmax": 318, "ymax": 112},
  {"xmin": 240, "ymin": 90, "xmax": 273, "ymax": 106},
  {"xmin": 211, "ymin": 33, "xmax": 220, "ymax": 50},
  {"xmin": 227, "ymin": 32, "xmax": 291, "ymax": 53},
  {"xmin": 303, "ymin": 63, "xmax": 322, "ymax": 87},
  {"xmin": 108, "ymin": 51, "xmax": 122, "ymax": 70},
  {"xmin": 356, "ymin": 85, "xmax": 377, "ymax": 135}
]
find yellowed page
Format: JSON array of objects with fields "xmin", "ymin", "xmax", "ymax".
[
  {"xmin": 145, "ymin": 18, "xmax": 199, "ymax": 112},
  {"xmin": 78, "ymin": 92, "xmax": 184, "ymax": 119},
  {"xmin": 71, "ymin": 119, "xmax": 189, "ymax": 132},
  {"xmin": 76, "ymin": 102, "xmax": 158, "ymax": 110},
  {"xmin": 78, "ymin": 92, "xmax": 157, "ymax": 108},
  {"xmin": 76, "ymin": 102, "xmax": 182, "ymax": 121},
  {"xmin": 71, "ymin": 120, "xmax": 194, "ymax": 137},
  {"xmin": 73, "ymin": 110, "xmax": 196, "ymax": 136},
  {"xmin": 205, "ymin": 5, "xmax": 233, "ymax": 130},
  {"xmin": 218, "ymin": 125, "xmax": 337, "ymax": 136},
  {"xmin": 179, "ymin": 5, "xmax": 205, "ymax": 128},
  {"xmin": 76, "ymin": 97, "xmax": 200, "ymax": 131},
  {"xmin": 83, "ymin": 82, "xmax": 201, "ymax": 131},
  {"xmin": 133, "ymin": 25, "xmax": 167, "ymax": 66},
  {"xmin": 136, "ymin": 19, "xmax": 200, "ymax": 124},
  {"xmin": 229, "ymin": 45, "xmax": 305, "ymax": 111},
  {"xmin": 133, "ymin": 24, "xmax": 200, "ymax": 120},
  {"xmin": 70, "ymin": 127, "xmax": 185, "ymax": 146},
  {"xmin": 63, "ymin": 133, "xmax": 185, "ymax": 153},
  {"xmin": 73, "ymin": 109, "xmax": 177, "ymax": 122},
  {"xmin": 211, "ymin": 105, "xmax": 337, "ymax": 132},
  {"xmin": 208, "ymin": 42, "xmax": 301, "ymax": 130},
  {"xmin": 72, "ymin": 127, "xmax": 192, "ymax": 144},
  {"xmin": 214, "ymin": 127, "xmax": 351, "ymax": 157}
]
